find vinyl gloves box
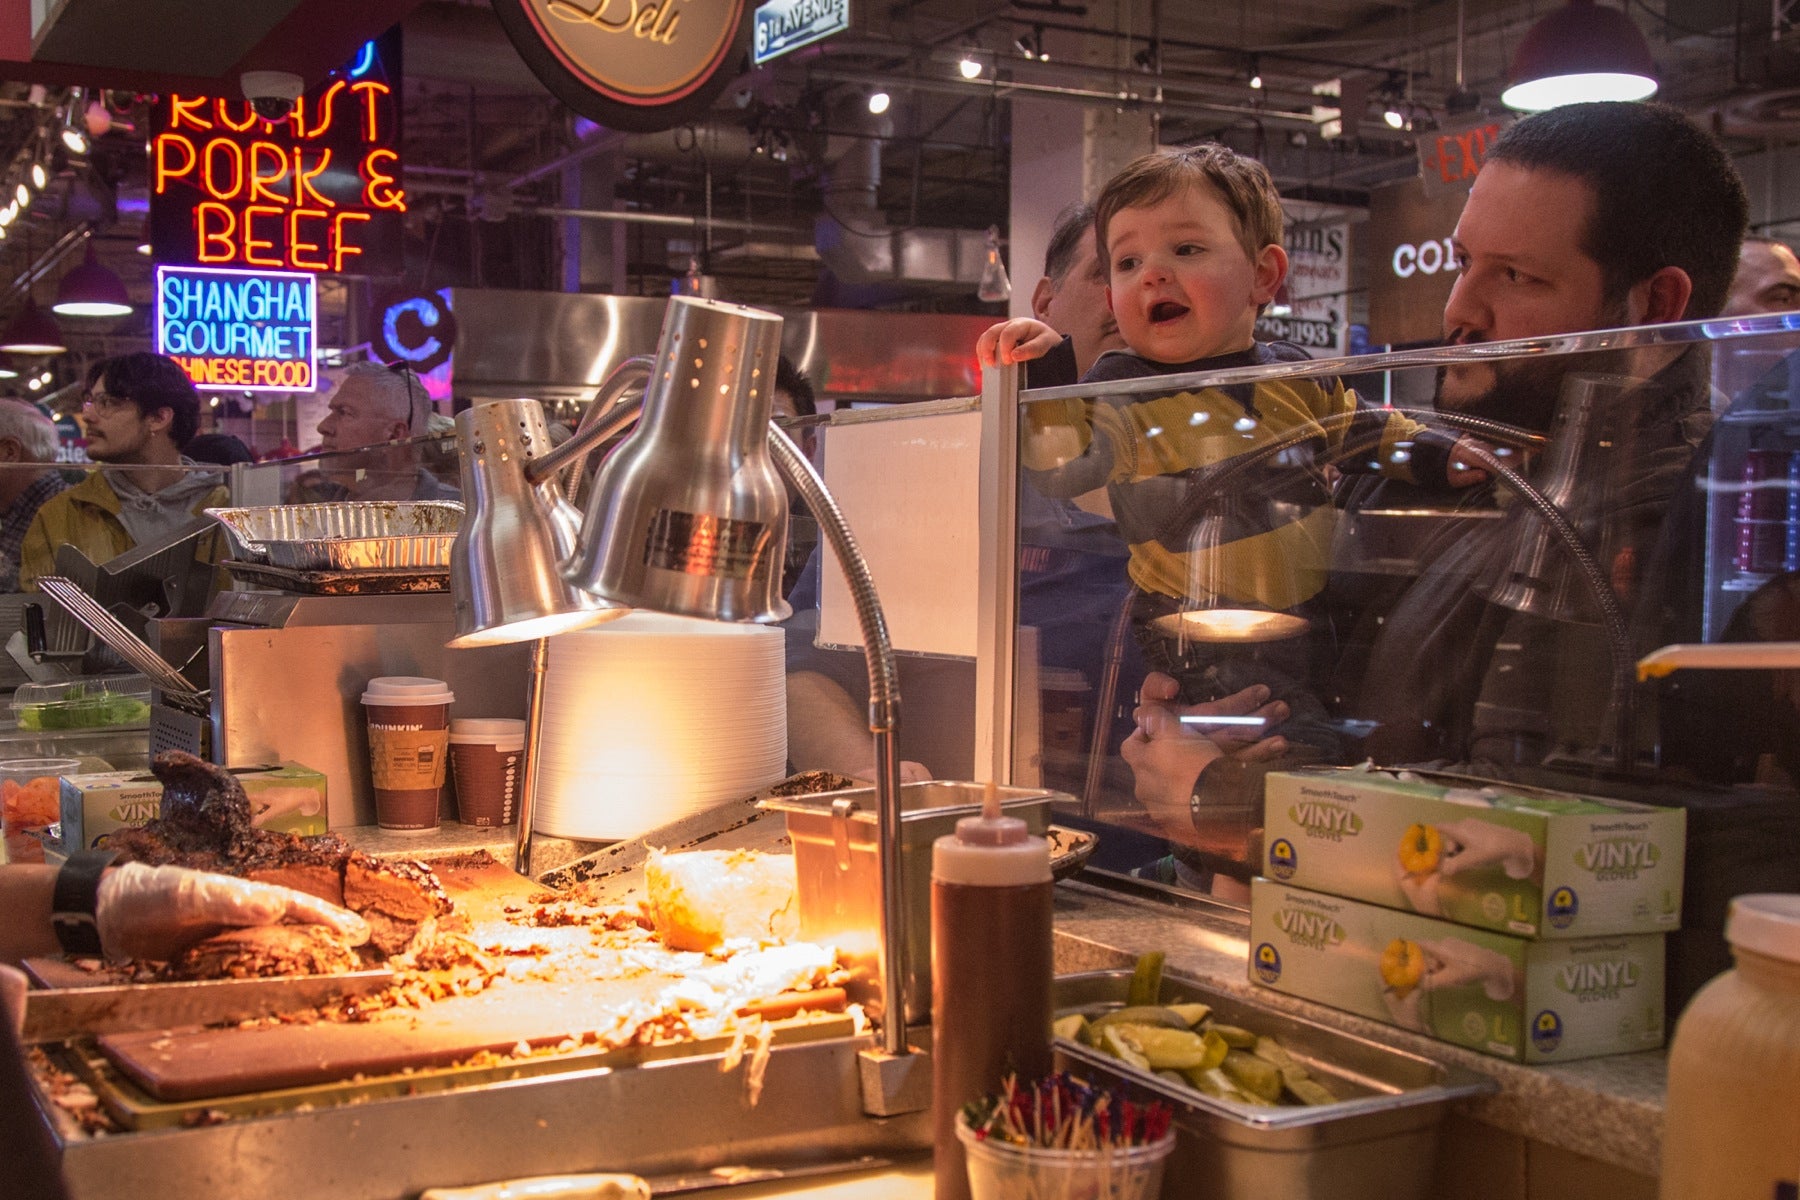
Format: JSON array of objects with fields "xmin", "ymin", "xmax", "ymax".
[
  {"xmin": 1262, "ymin": 767, "xmax": 1685, "ymax": 938},
  {"xmin": 57, "ymin": 762, "xmax": 327, "ymax": 853},
  {"xmin": 1249, "ymin": 879, "xmax": 1665, "ymax": 1063}
]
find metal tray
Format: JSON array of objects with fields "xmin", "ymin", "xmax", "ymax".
[
  {"xmin": 1055, "ymin": 968, "xmax": 1497, "ymax": 1200},
  {"xmin": 761, "ymin": 780, "xmax": 1061, "ymax": 1024},
  {"xmin": 205, "ymin": 501, "xmax": 463, "ymax": 570},
  {"xmin": 222, "ymin": 559, "xmax": 451, "ymax": 595}
]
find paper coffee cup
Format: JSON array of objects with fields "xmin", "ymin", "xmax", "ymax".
[
  {"xmin": 362, "ymin": 677, "xmax": 455, "ymax": 831},
  {"xmin": 450, "ymin": 718, "xmax": 526, "ymax": 828}
]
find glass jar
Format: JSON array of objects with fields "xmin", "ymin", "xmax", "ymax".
[{"xmin": 1661, "ymin": 893, "xmax": 1800, "ymax": 1199}]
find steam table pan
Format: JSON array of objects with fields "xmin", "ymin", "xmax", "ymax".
[
  {"xmin": 205, "ymin": 501, "xmax": 463, "ymax": 570},
  {"xmin": 1055, "ymin": 968, "xmax": 1497, "ymax": 1200}
]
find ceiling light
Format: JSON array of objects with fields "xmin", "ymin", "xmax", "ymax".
[
  {"xmin": 1250, "ymin": 73, "xmax": 1263, "ymax": 90},
  {"xmin": 868, "ymin": 90, "xmax": 891, "ymax": 115},
  {"xmin": 61, "ymin": 125, "xmax": 87, "ymax": 154},
  {"xmin": 15, "ymin": 184, "xmax": 29, "ymax": 209},
  {"xmin": 1384, "ymin": 106, "xmax": 1406, "ymax": 129},
  {"xmin": 0, "ymin": 298, "xmax": 67, "ymax": 355},
  {"xmin": 0, "ymin": 358, "xmax": 18, "ymax": 381},
  {"xmin": 1501, "ymin": 0, "xmax": 1657, "ymax": 112},
  {"xmin": 25, "ymin": 375, "xmax": 41, "ymax": 391},
  {"xmin": 0, "ymin": 207, "xmax": 12, "ymax": 229},
  {"xmin": 30, "ymin": 162, "xmax": 46, "ymax": 190},
  {"xmin": 136, "ymin": 242, "xmax": 151, "ymax": 255},
  {"xmin": 53, "ymin": 244, "xmax": 133, "ymax": 317},
  {"xmin": 959, "ymin": 56, "xmax": 982, "ymax": 79}
]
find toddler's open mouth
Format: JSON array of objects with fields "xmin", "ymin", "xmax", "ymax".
[{"xmin": 1149, "ymin": 300, "xmax": 1189, "ymax": 323}]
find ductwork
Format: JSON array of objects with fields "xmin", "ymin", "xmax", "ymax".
[{"xmin": 813, "ymin": 97, "xmax": 989, "ymax": 288}]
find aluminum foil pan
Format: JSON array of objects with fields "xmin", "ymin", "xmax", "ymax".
[{"xmin": 205, "ymin": 501, "xmax": 464, "ymax": 570}]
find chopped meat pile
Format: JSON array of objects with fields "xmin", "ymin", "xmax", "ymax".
[
  {"xmin": 168, "ymin": 925, "xmax": 364, "ymax": 979},
  {"xmin": 107, "ymin": 752, "xmax": 452, "ymax": 964}
]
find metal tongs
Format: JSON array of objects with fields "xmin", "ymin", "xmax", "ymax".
[{"xmin": 35, "ymin": 575, "xmax": 208, "ymax": 706}]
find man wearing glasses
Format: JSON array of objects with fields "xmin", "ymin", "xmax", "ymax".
[
  {"xmin": 18, "ymin": 353, "xmax": 228, "ymax": 592},
  {"xmin": 310, "ymin": 361, "xmax": 459, "ymax": 501}
]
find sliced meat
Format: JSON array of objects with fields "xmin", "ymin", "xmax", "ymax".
[
  {"xmin": 239, "ymin": 833, "xmax": 347, "ymax": 907},
  {"xmin": 344, "ymin": 853, "xmax": 452, "ymax": 923}
]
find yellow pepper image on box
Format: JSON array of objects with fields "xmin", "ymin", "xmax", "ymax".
[
  {"xmin": 1380, "ymin": 937, "xmax": 1426, "ymax": 996},
  {"xmin": 1398, "ymin": 823, "xmax": 1443, "ymax": 875}
]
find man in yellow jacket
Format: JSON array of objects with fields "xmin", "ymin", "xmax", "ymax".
[{"xmin": 18, "ymin": 353, "xmax": 228, "ymax": 592}]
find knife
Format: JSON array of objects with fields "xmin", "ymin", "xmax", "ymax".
[
  {"xmin": 22, "ymin": 969, "xmax": 396, "ymax": 1043},
  {"xmin": 417, "ymin": 1155, "xmax": 894, "ymax": 1199}
]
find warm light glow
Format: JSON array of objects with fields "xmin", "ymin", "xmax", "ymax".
[
  {"xmin": 1154, "ymin": 607, "xmax": 1310, "ymax": 643},
  {"xmin": 136, "ymin": 243, "xmax": 152, "ymax": 255},
  {"xmin": 1501, "ymin": 71, "xmax": 1656, "ymax": 111},
  {"xmin": 1384, "ymin": 107, "xmax": 1406, "ymax": 129},
  {"xmin": 1249, "ymin": 73, "xmax": 1263, "ymax": 89},
  {"xmin": 15, "ymin": 185, "xmax": 28, "ymax": 209},
  {"xmin": 446, "ymin": 606, "xmax": 626, "ymax": 648},
  {"xmin": 868, "ymin": 91, "xmax": 891, "ymax": 114},
  {"xmin": 959, "ymin": 56, "xmax": 982, "ymax": 79},
  {"xmin": 60, "ymin": 128, "xmax": 87, "ymax": 155},
  {"xmin": 30, "ymin": 163, "xmax": 46, "ymax": 190}
]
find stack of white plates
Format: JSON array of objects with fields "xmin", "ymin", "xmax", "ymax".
[{"xmin": 533, "ymin": 612, "xmax": 788, "ymax": 841}]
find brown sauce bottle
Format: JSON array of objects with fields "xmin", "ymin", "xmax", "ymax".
[{"xmin": 930, "ymin": 802, "xmax": 1054, "ymax": 1200}]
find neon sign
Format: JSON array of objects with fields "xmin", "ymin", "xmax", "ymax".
[
  {"xmin": 156, "ymin": 265, "xmax": 318, "ymax": 392},
  {"xmin": 147, "ymin": 29, "xmax": 405, "ymax": 276}
]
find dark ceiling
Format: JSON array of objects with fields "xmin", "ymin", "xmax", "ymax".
[{"xmin": 0, "ymin": 0, "xmax": 1793, "ymax": 386}]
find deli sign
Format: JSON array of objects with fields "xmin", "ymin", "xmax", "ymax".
[{"xmin": 494, "ymin": 0, "xmax": 750, "ymax": 133}]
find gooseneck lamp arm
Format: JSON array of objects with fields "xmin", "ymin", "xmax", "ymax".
[{"xmin": 765, "ymin": 423, "xmax": 908, "ymax": 1058}]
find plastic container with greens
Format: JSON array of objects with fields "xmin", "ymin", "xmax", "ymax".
[{"xmin": 11, "ymin": 676, "xmax": 153, "ymax": 731}]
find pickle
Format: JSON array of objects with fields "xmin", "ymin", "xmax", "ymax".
[
  {"xmin": 1100, "ymin": 1024, "xmax": 1151, "ymax": 1070},
  {"xmin": 1087, "ymin": 1005, "xmax": 1193, "ymax": 1035},
  {"xmin": 1220, "ymin": 1049, "xmax": 1284, "ymax": 1103},
  {"xmin": 1196, "ymin": 1029, "xmax": 1230, "ymax": 1072},
  {"xmin": 1207, "ymin": 1023, "xmax": 1259, "ymax": 1050},
  {"xmin": 1127, "ymin": 951, "xmax": 1166, "ymax": 1007},
  {"xmin": 1251, "ymin": 1035, "xmax": 1297, "ymax": 1070},
  {"xmin": 1052, "ymin": 1013, "xmax": 1089, "ymax": 1042},
  {"xmin": 1166, "ymin": 1002, "xmax": 1212, "ymax": 1027},
  {"xmin": 1106, "ymin": 1024, "xmax": 1213, "ymax": 1070},
  {"xmin": 1281, "ymin": 1067, "xmax": 1336, "ymax": 1107},
  {"xmin": 1183, "ymin": 1066, "xmax": 1247, "ymax": 1102}
]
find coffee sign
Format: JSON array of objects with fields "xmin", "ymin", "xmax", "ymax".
[{"xmin": 494, "ymin": 0, "xmax": 750, "ymax": 132}]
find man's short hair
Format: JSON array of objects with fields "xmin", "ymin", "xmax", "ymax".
[
  {"xmin": 338, "ymin": 360, "xmax": 426, "ymax": 437},
  {"xmin": 90, "ymin": 353, "xmax": 202, "ymax": 448},
  {"xmin": 774, "ymin": 356, "xmax": 816, "ymax": 418},
  {"xmin": 0, "ymin": 398, "xmax": 58, "ymax": 461},
  {"xmin": 1094, "ymin": 145, "xmax": 1285, "ymax": 265},
  {"xmin": 1488, "ymin": 102, "xmax": 1748, "ymax": 320},
  {"xmin": 1043, "ymin": 202, "xmax": 1097, "ymax": 283}
]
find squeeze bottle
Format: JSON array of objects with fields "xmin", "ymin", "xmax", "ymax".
[{"xmin": 930, "ymin": 790, "xmax": 1054, "ymax": 1200}]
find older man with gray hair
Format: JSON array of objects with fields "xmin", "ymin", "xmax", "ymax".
[
  {"xmin": 0, "ymin": 400, "xmax": 67, "ymax": 592},
  {"xmin": 312, "ymin": 361, "xmax": 458, "ymax": 501}
]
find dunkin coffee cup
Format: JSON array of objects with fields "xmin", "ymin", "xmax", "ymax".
[
  {"xmin": 361, "ymin": 677, "xmax": 455, "ymax": 831},
  {"xmin": 450, "ymin": 718, "xmax": 526, "ymax": 827}
]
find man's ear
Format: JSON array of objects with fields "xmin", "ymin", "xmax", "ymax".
[
  {"xmin": 0, "ymin": 437, "xmax": 21, "ymax": 463},
  {"xmin": 1030, "ymin": 275, "xmax": 1057, "ymax": 323},
  {"xmin": 146, "ymin": 406, "xmax": 175, "ymax": 439},
  {"xmin": 1252, "ymin": 243, "xmax": 1289, "ymax": 307},
  {"xmin": 1631, "ymin": 266, "xmax": 1693, "ymax": 325}
]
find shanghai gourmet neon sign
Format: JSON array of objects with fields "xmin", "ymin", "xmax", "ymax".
[{"xmin": 156, "ymin": 265, "xmax": 317, "ymax": 392}]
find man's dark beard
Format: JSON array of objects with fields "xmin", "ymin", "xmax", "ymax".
[{"xmin": 1434, "ymin": 304, "xmax": 1634, "ymax": 434}]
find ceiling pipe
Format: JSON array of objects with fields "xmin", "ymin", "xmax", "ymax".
[{"xmin": 403, "ymin": 180, "xmax": 808, "ymax": 237}]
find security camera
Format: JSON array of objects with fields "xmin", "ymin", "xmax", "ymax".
[{"xmin": 240, "ymin": 71, "xmax": 304, "ymax": 122}]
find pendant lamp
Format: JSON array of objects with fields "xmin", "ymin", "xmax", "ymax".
[
  {"xmin": 1501, "ymin": 0, "xmax": 1658, "ymax": 112},
  {"xmin": 53, "ymin": 244, "xmax": 131, "ymax": 317},
  {"xmin": 0, "ymin": 298, "xmax": 66, "ymax": 355}
]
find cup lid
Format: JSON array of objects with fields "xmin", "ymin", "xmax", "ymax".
[
  {"xmin": 450, "ymin": 718, "xmax": 527, "ymax": 744},
  {"xmin": 362, "ymin": 676, "xmax": 455, "ymax": 705},
  {"xmin": 1727, "ymin": 894, "xmax": 1800, "ymax": 963}
]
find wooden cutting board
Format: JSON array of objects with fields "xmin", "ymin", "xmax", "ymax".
[{"xmin": 94, "ymin": 853, "xmax": 844, "ymax": 1102}]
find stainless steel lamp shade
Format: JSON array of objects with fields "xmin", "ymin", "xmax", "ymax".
[
  {"xmin": 565, "ymin": 295, "xmax": 792, "ymax": 623},
  {"xmin": 448, "ymin": 398, "xmax": 622, "ymax": 647}
]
